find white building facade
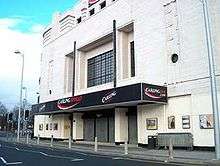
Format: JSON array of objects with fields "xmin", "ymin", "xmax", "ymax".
[{"xmin": 33, "ymin": 0, "xmax": 220, "ymax": 147}]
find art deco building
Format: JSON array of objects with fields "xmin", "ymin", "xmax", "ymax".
[{"xmin": 32, "ymin": 0, "xmax": 220, "ymax": 147}]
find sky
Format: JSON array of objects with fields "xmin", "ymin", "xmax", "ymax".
[{"xmin": 0, "ymin": 0, "xmax": 77, "ymax": 110}]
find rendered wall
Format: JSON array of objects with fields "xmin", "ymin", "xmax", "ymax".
[{"xmin": 137, "ymin": 93, "xmax": 219, "ymax": 147}]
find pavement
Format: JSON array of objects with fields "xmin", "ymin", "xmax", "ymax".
[{"xmin": 0, "ymin": 132, "xmax": 219, "ymax": 166}]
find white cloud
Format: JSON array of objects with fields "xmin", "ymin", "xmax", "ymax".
[
  {"xmin": 0, "ymin": 18, "xmax": 22, "ymax": 29},
  {"xmin": 0, "ymin": 18, "xmax": 42, "ymax": 108},
  {"xmin": 31, "ymin": 24, "xmax": 45, "ymax": 33}
]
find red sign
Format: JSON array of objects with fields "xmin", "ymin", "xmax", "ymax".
[
  {"xmin": 88, "ymin": 0, "xmax": 99, "ymax": 6},
  {"xmin": 144, "ymin": 87, "xmax": 166, "ymax": 99},
  {"xmin": 57, "ymin": 96, "xmax": 82, "ymax": 110}
]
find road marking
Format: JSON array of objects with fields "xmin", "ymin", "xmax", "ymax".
[
  {"xmin": 112, "ymin": 157, "xmax": 123, "ymax": 160},
  {"xmin": 0, "ymin": 157, "xmax": 7, "ymax": 164},
  {"xmin": 0, "ymin": 157, "xmax": 22, "ymax": 165},
  {"xmin": 3, "ymin": 146, "xmax": 20, "ymax": 151},
  {"xmin": 71, "ymin": 159, "xmax": 84, "ymax": 162},
  {"xmin": 39, "ymin": 152, "xmax": 48, "ymax": 156},
  {"xmin": 5, "ymin": 162, "xmax": 23, "ymax": 165}
]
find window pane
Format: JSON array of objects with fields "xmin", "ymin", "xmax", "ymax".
[{"xmin": 87, "ymin": 50, "xmax": 113, "ymax": 87}]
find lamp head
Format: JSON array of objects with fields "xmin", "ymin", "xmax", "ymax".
[{"xmin": 14, "ymin": 50, "xmax": 21, "ymax": 54}]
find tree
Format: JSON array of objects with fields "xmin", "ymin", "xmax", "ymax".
[
  {"xmin": 0, "ymin": 102, "xmax": 8, "ymax": 130},
  {"xmin": 0, "ymin": 101, "xmax": 7, "ymax": 115}
]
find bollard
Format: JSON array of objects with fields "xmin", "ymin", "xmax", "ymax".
[
  {"xmin": 168, "ymin": 138, "xmax": 174, "ymax": 160},
  {"xmin": 26, "ymin": 133, "xmax": 29, "ymax": 144},
  {"xmin": 68, "ymin": 136, "xmax": 71, "ymax": 149},
  {"xmin": 37, "ymin": 134, "xmax": 40, "ymax": 144},
  {"xmin": 124, "ymin": 140, "xmax": 128, "ymax": 155},
  {"xmin": 50, "ymin": 135, "xmax": 53, "ymax": 147},
  {"xmin": 94, "ymin": 137, "xmax": 98, "ymax": 152},
  {"xmin": 6, "ymin": 132, "xmax": 8, "ymax": 141}
]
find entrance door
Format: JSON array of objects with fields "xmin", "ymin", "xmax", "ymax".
[
  {"xmin": 108, "ymin": 116, "xmax": 115, "ymax": 143},
  {"xmin": 96, "ymin": 117, "xmax": 108, "ymax": 142},
  {"xmin": 128, "ymin": 108, "xmax": 138, "ymax": 144},
  {"xmin": 83, "ymin": 118, "xmax": 95, "ymax": 141},
  {"xmin": 83, "ymin": 110, "xmax": 115, "ymax": 143}
]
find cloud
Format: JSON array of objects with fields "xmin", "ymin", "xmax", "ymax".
[
  {"xmin": 0, "ymin": 18, "xmax": 22, "ymax": 29},
  {"xmin": 30, "ymin": 24, "xmax": 45, "ymax": 33},
  {"xmin": 0, "ymin": 17, "xmax": 42, "ymax": 109}
]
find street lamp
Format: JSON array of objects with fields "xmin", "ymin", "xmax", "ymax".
[
  {"xmin": 22, "ymin": 87, "xmax": 27, "ymax": 115},
  {"xmin": 14, "ymin": 50, "xmax": 24, "ymax": 142},
  {"xmin": 22, "ymin": 86, "xmax": 27, "ymax": 135},
  {"xmin": 200, "ymin": 0, "xmax": 220, "ymax": 159}
]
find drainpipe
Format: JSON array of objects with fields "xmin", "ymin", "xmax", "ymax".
[
  {"xmin": 72, "ymin": 41, "xmax": 76, "ymax": 96},
  {"xmin": 113, "ymin": 20, "xmax": 117, "ymax": 88},
  {"xmin": 201, "ymin": 0, "xmax": 220, "ymax": 159}
]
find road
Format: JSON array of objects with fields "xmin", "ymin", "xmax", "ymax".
[{"xmin": 0, "ymin": 141, "xmax": 197, "ymax": 166}]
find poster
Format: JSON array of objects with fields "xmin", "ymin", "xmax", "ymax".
[
  {"xmin": 182, "ymin": 115, "xmax": 190, "ymax": 129},
  {"xmin": 199, "ymin": 114, "xmax": 214, "ymax": 129},
  {"xmin": 146, "ymin": 118, "xmax": 158, "ymax": 130},
  {"xmin": 168, "ymin": 116, "xmax": 175, "ymax": 129}
]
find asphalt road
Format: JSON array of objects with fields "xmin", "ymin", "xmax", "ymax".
[{"xmin": 0, "ymin": 141, "xmax": 194, "ymax": 166}]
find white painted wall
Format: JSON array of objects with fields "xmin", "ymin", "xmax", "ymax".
[
  {"xmin": 34, "ymin": 114, "xmax": 71, "ymax": 139},
  {"xmin": 115, "ymin": 108, "xmax": 128, "ymax": 143},
  {"xmin": 72, "ymin": 113, "xmax": 84, "ymax": 140},
  {"xmin": 40, "ymin": 0, "xmax": 220, "ymax": 102},
  {"xmin": 75, "ymin": 42, "xmax": 114, "ymax": 94},
  {"xmin": 138, "ymin": 93, "xmax": 219, "ymax": 147},
  {"xmin": 191, "ymin": 93, "xmax": 215, "ymax": 147}
]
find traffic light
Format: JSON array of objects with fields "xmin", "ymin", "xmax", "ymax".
[
  {"xmin": 25, "ymin": 110, "xmax": 30, "ymax": 119},
  {"xmin": 9, "ymin": 113, "xmax": 13, "ymax": 121}
]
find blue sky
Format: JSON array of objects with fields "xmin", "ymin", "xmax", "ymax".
[
  {"xmin": 0, "ymin": 0, "xmax": 77, "ymax": 32},
  {"xmin": 0, "ymin": 0, "xmax": 77, "ymax": 110}
]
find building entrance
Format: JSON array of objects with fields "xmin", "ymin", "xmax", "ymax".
[
  {"xmin": 83, "ymin": 110, "xmax": 115, "ymax": 143},
  {"xmin": 127, "ymin": 107, "xmax": 138, "ymax": 144}
]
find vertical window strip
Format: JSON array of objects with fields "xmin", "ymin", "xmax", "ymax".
[{"xmin": 130, "ymin": 41, "xmax": 135, "ymax": 77}]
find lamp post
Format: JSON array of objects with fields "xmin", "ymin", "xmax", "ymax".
[
  {"xmin": 14, "ymin": 50, "xmax": 24, "ymax": 142},
  {"xmin": 22, "ymin": 86, "xmax": 27, "ymax": 135},
  {"xmin": 200, "ymin": 0, "xmax": 220, "ymax": 159}
]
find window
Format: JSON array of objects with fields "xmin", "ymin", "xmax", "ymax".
[
  {"xmin": 130, "ymin": 41, "xmax": 135, "ymax": 77},
  {"xmin": 87, "ymin": 50, "xmax": 113, "ymax": 87},
  {"xmin": 39, "ymin": 124, "xmax": 43, "ymax": 131},
  {"xmin": 64, "ymin": 53, "xmax": 73, "ymax": 93},
  {"xmin": 49, "ymin": 123, "xmax": 52, "ymax": 130},
  {"xmin": 77, "ymin": 17, "xmax": 81, "ymax": 23},
  {"xmin": 37, "ymin": 96, "xmax": 40, "ymax": 104},
  {"xmin": 89, "ymin": 8, "xmax": 95, "ymax": 16},
  {"xmin": 171, "ymin": 53, "xmax": 178, "ymax": 63},
  {"xmin": 46, "ymin": 124, "xmax": 49, "ymax": 130},
  {"xmin": 100, "ymin": 1, "xmax": 106, "ymax": 9},
  {"xmin": 53, "ymin": 123, "xmax": 58, "ymax": 130},
  {"xmin": 48, "ymin": 60, "xmax": 54, "ymax": 95}
]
